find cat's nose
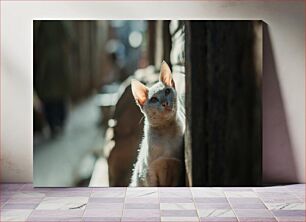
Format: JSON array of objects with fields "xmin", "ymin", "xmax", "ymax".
[{"xmin": 162, "ymin": 102, "xmax": 169, "ymax": 107}]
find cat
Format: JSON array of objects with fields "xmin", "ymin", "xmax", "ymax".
[{"xmin": 129, "ymin": 61, "xmax": 185, "ymax": 187}]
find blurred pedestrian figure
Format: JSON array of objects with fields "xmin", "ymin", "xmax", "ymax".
[
  {"xmin": 34, "ymin": 21, "xmax": 70, "ymax": 136},
  {"xmin": 33, "ymin": 90, "xmax": 45, "ymax": 134}
]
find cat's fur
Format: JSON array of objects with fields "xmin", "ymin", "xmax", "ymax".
[{"xmin": 130, "ymin": 61, "xmax": 185, "ymax": 187}]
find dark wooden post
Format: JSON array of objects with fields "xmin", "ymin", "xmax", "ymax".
[
  {"xmin": 162, "ymin": 20, "xmax": 172, "ymax": 65},
  {"xmin": 147, "ymin": 21, "xmax": 156, "ymax": 66},
  {"xmin": 185, "ymin": 21, "xmax": 262, "ymax": 186}
]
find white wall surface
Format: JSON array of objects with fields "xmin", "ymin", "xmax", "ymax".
[{"xmin": 1, "ymin": 1, "xmax": 304, "ymax": 183}]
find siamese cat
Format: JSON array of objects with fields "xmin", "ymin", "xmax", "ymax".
[{"xmin": 130, "ymin": 61, "xmax": 185, "ymax": 187}]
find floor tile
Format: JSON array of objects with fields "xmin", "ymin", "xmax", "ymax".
[
  {"xmin": 126, "ymin": 189, "xmax": 158, "ymax": 198},
  {"xmin": 127, "ymin": 187, "xmax": 158, "ymax": 191},
  {"xmin": 86, "ymin": 202, "xmax": 123, "ymax": 209},
  {"xmin": 10, "ymin": 191, "xmax": 45, "ymax": 199},
  {"xmin": 123, "ymin": 217, "xmax": 160, "ymax": 221},
  {"xmin": 223, "ymin": 188, "xmax": 254, "ymax": 191},
  {"xmin": 286, "ymin": 184, "xmax": 305, "ymax": 190},
  {"xmin": 194, "ymin": 197, "xmax": 228, "ymax": 203},
  {"xmin": 271, "ymin": 209, "xmax": 305, "ymax": 217},
  {"xmin": 158, "ymin": 187, "xmax": 190, "ymax": 192},
  {"xmin": 122, "ymin": 209, "xmax": 160, "ymax": 217},
  {"xmin": 91, "ymin": 188, "xmax": 125, "ymax": 197},
  {"xmin": 224, "ymin": 191, "xmax": 258, "ymax": 198},
  {"xmin": 257, "ymin": 192, "xmax": 299, "ymax": 201},
  {"xmin": 83, "ymin": 209, "xmax": 123, "ymax": 217},
  {"xmin": 276, "ymin": 218, "xmax": 305, "ymax": 222},
  {"xmin": 159, "ymin": 189, "xmax": 192, "ymax": 198},
  {"xmin": 253, "ymin": 186, "xmax": 290, "ymax": 193},
  {"xmin": 192, "ymin": 188, "xmax": 225, "ymax": 197},
  {"xmin": 160, "ymin": 203, "xmax": 196, "ymax": 210},
  {"xmin": 0, "ymin": 209, "xmax": 32, "ymax": 221},
  {"xmin": 162, "ymin": 216, "xmax": 199, "ymax": 222},
  {"xmin": 27, "ymin": 217, "xmax": 83, "ymax": 221},
  {"xmin": 292, "ymin": 191, "xmax": 305, "ymax": 201},
  {"xmin": 125, "ymin": 197, "xmax": 159, "ymax": 203},
  {"xmin": 161, "ymin": 209, "xmax": 198, "ymax": 217},
  {"xmin": 238, "ymin": 218, "xmax": 277, "ymax": 222},
  {"xmin": 234, "ymin": 209, "xmax": 274, "ymax": 218},
  {"xmin": 265, "ymin": 202, "xmax": 305, "ymax": 210},
  {"xmin": 196, "ymin": 202, "xmax": 231, "ymax": 209},
  {"xmin": 89, "ymin": 197, "xmax": 124, "ymax": 203},
  {"xmin": 7, "ymin": 197, "xmax": 44, "ymax": 204},
  {"xmin": 44, "ymin": 190, "xmax": 91, "ymax": 197},
  {"xmin": 83, "ymin": 217, "xmax": 121, "ymax": 222},
  {"xmin": 91, "ymin": 187, "xmax": 125, "ymax": 191},
  {"xmin": 230, "ymin": 202, "xmax": 266, "ymax": 209},
  {"xmin": 125, "ymin": 203, "xmax": 160, "ymax": 209},
  {"xmin": 198, "ymin": 209, "xmax": 235, "ymax": 217},
  {"xmin": 29, "ymin": 209, "xmax": 84, "ymax": 218},
  {"xmin": 1, "ymin": 196, "xmax": 11, "ymax": 205},
  {"xmin": 200, "ymin": 217, "xmax": 238, "ymax": 222},
  {"xmin": 2, "ymin": 203, "xmax": 39, "ymax": 209},
  {"xmin": 227, "ymin": 197, "xmax": 262, "ymax": 204},
  {"xmin": 36, "ymin": 196, "xmax": 88, "ymax": 210},
  {"xmin": 44, "ymin": 187, "xmax": 91, "ymax": 192},
  {"xmin": 20, "ymin": 184, "xmax": 37, "ymax": 191},
  {"xmin": 1, "ymin": 184, "xmax": 24, "ymax": 191},
  {"xmin": 160, "ymin": 197, "xmax": 194, "ymax": 203},
  {"xmin": 261, "ymin": 197, "xmax": 302, "ymax": 204}
]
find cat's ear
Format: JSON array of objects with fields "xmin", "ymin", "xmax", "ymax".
[
  {"xmin": 160, "ymin": 61, "xmax": 175, "ymax": 88},
  {"xmin": 131, "ymin": 79, "xmax": 148, "ymax": 107}
]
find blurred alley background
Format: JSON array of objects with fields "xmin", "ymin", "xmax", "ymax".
[{"xmin": 33, "ymin": 20, "xmax": 152, "ymax": 186}]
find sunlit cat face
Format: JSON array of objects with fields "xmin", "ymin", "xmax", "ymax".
[
  {"xmin": 131, "ymin": 61, "xmax": 177, "ymax": 126},
  {"xmin": 144, "ymin": 82, "xmax": 177, "ymax": 124}
]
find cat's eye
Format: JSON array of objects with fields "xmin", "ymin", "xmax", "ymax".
[
  {"xmin": 150, "ymin": 97, "xmax": 158, "ymax": 103},
  {"xmin": 165, "ymin": 88, "xmax": 171, "ymax": 95}
]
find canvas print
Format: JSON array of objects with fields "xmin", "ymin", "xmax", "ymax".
[{"xmin": 33, "ymin": 20, "xmax": 262, "ymax": 187}]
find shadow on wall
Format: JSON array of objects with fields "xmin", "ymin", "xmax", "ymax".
[{"xmin": 263, "ymin": 23, "xmax": 298, "ymax": 184}]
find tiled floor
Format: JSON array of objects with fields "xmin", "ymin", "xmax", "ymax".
[{"xmin": 0, "ymin": 184, "xmax": 304, "ymax": 222}]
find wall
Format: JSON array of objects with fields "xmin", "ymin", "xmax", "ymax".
[{"xmin": 1, "ymin": 1, "xmax": 304, "ymax": 183}]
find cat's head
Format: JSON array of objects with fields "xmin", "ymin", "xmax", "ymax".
[{"xmin": 131, "ymin": 61, "xmax": 177, "ymax": 127}]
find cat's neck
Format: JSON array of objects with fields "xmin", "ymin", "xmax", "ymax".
[{"xmin": 145, "ymin": 114, "xmax": 179, "ymax": 131}]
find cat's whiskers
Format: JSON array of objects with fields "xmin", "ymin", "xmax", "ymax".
[{"xmin": 138, "ymin": 116, "xmax": 144, "ymax": 125}]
